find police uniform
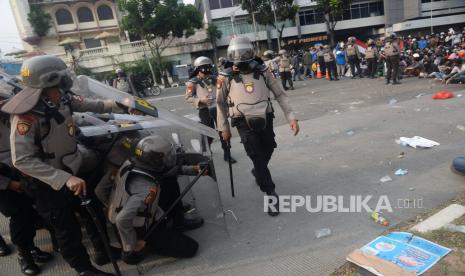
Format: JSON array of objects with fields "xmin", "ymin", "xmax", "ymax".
[
  {"xmin": 384, "ymin": 38, "xmax": 401, "ymax": 84},
  {"xmin": 278, "ymin": 54, "xmax": 294, "ymax": 90},
  {"xmin": 2, "ymin": 55, "xmax": 119, "ymax": 276},
  {"xmin": 345, "ymin": 41, "xmax": 363, "ymax": 78},
  {"xmin": 365, "ymin": 44, "xmax": 379, "ymax": 78},
  {"xmin": 216, "ymin": 64, "xmax": 296, "ymax": 196},
  {"xmin": 323, "ymin": 47, "xmax": 338, "ymax": 80}
]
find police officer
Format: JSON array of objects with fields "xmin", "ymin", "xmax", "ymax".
[
  {"xmin": 278, "ymin": 50, "xmax": 294, "ymax": 90},
  {"xmin": 384, "ymin": 33, "xmax": 401, "ymax": 85},
  {"xmin": 216, "ymin": 37, "xmax": 300, "ymax": 216},
  {"xmin": 365, "ymin": 39, "xmax": 379, "ymax": 78},
  {"xmin": 262, "ymin": 50, "xmax": 277, "ymax": 78},
  {"xmin": 345, "ymin": 37, "xmax": 363, "ymax": 78},
  {"xmin": 2, "ymin": 55, "xmax": 123, "ymax": 276},
  {"xmin": 0, "ymin": 97, "xmax": 53, "ymax": 275},
  {"xmin": 323, "ymin": 45, "xmax": 338, "ymax": 81},
  {"xmin": 185, "ymin": 56, "xmax": 236, "ymax": 163}
]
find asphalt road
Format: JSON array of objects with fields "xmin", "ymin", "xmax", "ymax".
[{"xmin": 1, "ymin": 76, "xmax": 465, "ymax": 276}]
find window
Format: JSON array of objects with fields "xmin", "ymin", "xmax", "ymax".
[
  {"xmin": 209, "ymin": 0, "xmax": 240, "ymax": 10},
  {"xmin": 84, "ymin": 38, "xmax": 101, "ymax": 48},
  {"xmin": 220, "ymin": 0, "xmax": 232, "ymax": 8},
  {"xmin": 97, "ymin": 5, "xmax": 114, "ymax": 20},
  {"xmin": 77, "ymin": 7, "xmax": 94, "ymax": 23},
  {"xmin": 55, "ymin": 9, "xmax": 73, "ymax": 25},
  {"xmin": 209, "ymin": 0, "xmax": 220, "ymax": 9}
]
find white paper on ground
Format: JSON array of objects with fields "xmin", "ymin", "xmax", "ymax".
[{"xmin": 399, "ymin": 136, "xmax": 440, "ymax": 148}]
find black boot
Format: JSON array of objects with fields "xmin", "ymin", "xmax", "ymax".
[
  {"xmin": 122, "ymin": 250, "xmax": 145, "ymax": 265},
  {"xmin": 0, "ymin": 235, "xmax": 11, "ymax": 257},
  {"xmin": 79, "ymin": 267, "xmax": 115, "ymax": 276},
  {"xmin": 174, "ymin": 217, "xmax": 204, "ymax": 232},
  {"xmin": 251, "ymin": 169, "xmax": 259, "ymax": 186},
  {"xmin": 92, "ymin": 246, "xmax": 121, "ymax": 266},
  {"xmin": 385, "ymin": 79, "xmax": 390, "ymax": 85},
  {"xmin": 224, "ymin": 152, "xmax": 237, "ymax": 164},
  {"xmin": 18, "ymin": 252, "xmax": 40, "ymax": 276},
  {"xmin": 30, "ymin": 247, "xmax": 53, "ymax": 263},
  {"xmin": 266, "ymin": 191, "xmax": 280, "ymax": 217}
]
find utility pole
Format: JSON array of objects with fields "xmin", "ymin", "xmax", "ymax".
[
  {"xmin": 430, "ymin": 4, "xmax": 433, "ymax": 34},
  {"xmin": 252, "ymin": 12, "xmax": 260, "ymax": 54},
  {"xmin": 269, "ymin": 0, "xmax": 281, "ymax": 51}
]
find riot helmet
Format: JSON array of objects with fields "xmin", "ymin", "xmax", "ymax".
[
  {"xmin": 227, "ymin": 36, "xmax": 255, "ymax": 66},
  {"xmin": 133, "ymin": 135, "xmax": 177, "ymax": 173},
  {"xmin": 193, "ymin": 56, "xmax": 213, "ymax": 75}
]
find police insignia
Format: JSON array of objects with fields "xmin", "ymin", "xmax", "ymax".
[
  {"xmin": 244, "ymin": 83, "xmax": 254, "ymax": 93},
  {"xmin": 20, "ymin": 68, "xmax": 31, "ymax": 78},
  {"xmin": 17, "ymin": 122, "xmax": 31, "ymax": 136},
  {"xmin": 186, "ymin": 82, "xmax": 194, "ymax": 94},
  {"xmin": 67, "ymin": 122, "xmax": 75, "ymax": 136},
  {"xmin": 217, "ymin": 75, "xmax": 225, "ymax": 89}
]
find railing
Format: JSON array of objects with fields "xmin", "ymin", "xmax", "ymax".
[
  {"xmin": 120, "ymin": 40, "xmax": 148, "ymax": 54},
  {"xmin": 79, "ymin": 46, "xmax": 109, "ymax": 57}
]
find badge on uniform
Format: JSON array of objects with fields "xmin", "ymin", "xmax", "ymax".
[
  {"xmin": 244, "ymin": 82, "xmax": 254, "ymax": 93},
  {"xmin": 217, "ymin": 75, "xmax": 225, "ymax": 89},
  {"xmin": 67, "ymin": 122, "xmax": 75, "ymax": 136},
  {"xmin": 17, "ymin": 121, "xmax": 31, "ymax": 136}
]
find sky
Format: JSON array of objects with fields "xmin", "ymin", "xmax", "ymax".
[
  {"xmin": 0, "ymin": 0, "xmax": 196, "ymax": 54},
  {"xmin": 0, "ymin": 0, "xmax": 23, "ymax": 54}
]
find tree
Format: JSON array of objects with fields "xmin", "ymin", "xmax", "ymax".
[
  {"xmin": 316, "ymin": 0, "xmax": 352, "ymax": 47},
  {"xmin": 118, "ymin": 0, "xmax": 202, "ymax": 87},
  {"xmin": 27, "ymin": 5, "xmax": 52, "ymax": 37},
  {"xmin": 241, "ymin": 0, "xmax": 298, "ymax": 50},
  {"xmin": 206, "ymin": 24, "xmax": 222, "ymax": 66}
]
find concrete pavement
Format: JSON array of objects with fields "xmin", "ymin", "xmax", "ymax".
[{"xmin": 1, "ymin": 77, "xmax": 465, "ymax": 275}]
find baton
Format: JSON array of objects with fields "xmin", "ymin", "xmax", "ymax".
[
  {"xmin": 225, "ymin": 141, "xmax": 235, "ymax": 197},
  {"xmin": 143, "ymin": 165, "xmax": 208, "ymax": 240},
  {"xmin": 80, "ymin": 195, "xmax": 122, "ymax": 276}
]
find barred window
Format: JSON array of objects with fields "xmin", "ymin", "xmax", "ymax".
[
  {"xmin": 55, "ymin": 9, "xmax": 73, "ymax": 25},
  {"xmin": 97, "ymin": 5, "xmax": 114, "ymax": 20},
  {"xmin": 77, "ymin": 7, "xmax": 94, "ymax": 23}
]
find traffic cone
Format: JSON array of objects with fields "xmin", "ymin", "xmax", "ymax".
[
  {"xmin": 317, "ymin": 64, "xmax": 322, "ymax": 79},
  {"xmin": 325, "ymin": 70, "xmax": 330, "ymax": 80}
]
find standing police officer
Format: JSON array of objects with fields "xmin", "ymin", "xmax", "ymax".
[
  {"xmin": 384, "ymin": 33, "xmax": 401, "ymax": 85},
  {"xmin": 323, "ymin": 45, "xmax": 338, "ymax": 81},
  {"xmin": 345, "ymin": 37, "xmax": 363, "ymax": 78},
  {"xmin": 216, "ymin": 37, "xmax": 300, "ymax": 216},
  {"xmin": 277, "ymin": 50, "xmax": 294, "ymax": 90},
  {"xmin": 2, "ymin": 55, "xmax": 123, "ymax": 276},
  {"xmin": 0, "ymin": 96, "xmax": 53, "ymax": 275},
  {"xmin": 365, "ymin": 39, "xmax": 379, "ymax": 78},
  {"xmin": 185, "ymin": 56, "xmax": 236, "ymax": 163}
]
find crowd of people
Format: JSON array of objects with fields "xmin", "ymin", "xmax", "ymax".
[{"xmin": 262, "ymin": 27, "xmax": 465, "ymax": 86}]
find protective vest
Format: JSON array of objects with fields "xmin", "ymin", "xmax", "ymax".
[
  {"xmin": 279, "ymin": 57, "xmax": 291, "ymax": 72},
  {"xmin": 323, "ymin": 52, "xmax": 334, "ymax": 62},
  {"xmin": 227, "ymin": 72, "xmax": 272, "ymax": 119},
  {"xmin": 365, "ymin": 47, "xmax": 376, "ymax": 59},
  {"xmin": 188, "ymin": 77, "xmax": 216, "ymax": 109},
  {"xmin": 115, "ymin": 78, "xmax": 130, "ymax": 93},
  {"xmin": 384, "ymin": 42, "xmax": 399, "ymax": 57},
  {"xmin": 37, "ymin": 104, "xmax": 82, "ymax": 175},
  {"xmin": 108, "ymin": 160, "xmax": 161, "ymax": 227},
  {"xmin": 346, "ymin": 44, "xmax": 357, "ymax": 56}
]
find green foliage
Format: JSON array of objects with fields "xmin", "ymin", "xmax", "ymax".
[
  {"xmin": 316, "ymin": 0, "xmax": 352, "ymax": 26},
  {"xmin": 74, "ymin": 65, "xmax": 93, "ymax": 77},
  {"xmin": 118, "ymin": 0, "xmax": 202, "ymax": 41},
  {"xmin": 207, "ymin": 24, "xmax": 222, "ymax": 42},
  {"xmin": 240, "ymin": 0, "xmax": 298, "ymax": 29},
  {"xmin": 27, "ymin": 5, "xmax": 52, "ymax": 37}
]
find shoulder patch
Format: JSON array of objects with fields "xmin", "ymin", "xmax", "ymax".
[
  {"xmin": 217, "ymin": 75, "xmax": 225, "ymax": 89},
  {"xmin": 186, "ymin": 82, "xmax": 194, "ymax": 94},
  {"xmin": 16, "ymin": 114, "xmax": 36, "ymax": 136}
]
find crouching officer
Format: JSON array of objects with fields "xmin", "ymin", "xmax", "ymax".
[
  {"xmin": 185, "ymin": 56, "xmax": 236, "ymax": 163},
  {"xmin": 365, "ymin": 39, "xmax": 379, "ymax": 78},
  {"xmin": 216, "ymin": 37, "xmax": 300, "ymax": 216},
  {"xmin": 2, "ymin": 55, "xmax": 125, "ymax": 276},
  {"xmin": 0, "ymin": 99, "xmax": 53, "ymax": 275},
  {"xmin": 108, "ymin": 134, "xmax": 201, "ymax": 265},
  {"xmin": 323, "ymin": 45, "xmax": 338, "ymax": 81},
  {"xmin": 384, "ymin": 33, "xmax": 401, "ymax": 85}
]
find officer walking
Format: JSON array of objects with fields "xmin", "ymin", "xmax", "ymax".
[
  {"xmin": 216, "ymin": 37, "xmax": 300, "ymax": 216},
  {"xmin": 262, "ymin": 50, "xmax": 277, "ymax": 78},
  {"xmin": 323, "ymin": 45, "xmax": 338, "ymax": 81},
  {"xmin": 277, "ymin": 50, "xmax": 294, "ymax": 90},
  {"xmin": 185, "ymin": 56, "xmax": 236, "ymax": 163},
  {"xmin": 0, "ymin": 97, "xmax": 53, "ymax": 276},
  {"xmin": 2, "ymin": 55, "xmax": 124, "ymax": 276},
  {"xmin": 384, "ymin": 33, "xmax": 401, "ymax": 85},
  {"xmin": 345, "ymin": 37, "xmax": 363, "ymax": 78},
  {"xmin": 365, "ymin": 39, "xmax": 379, "ymax": 78}
]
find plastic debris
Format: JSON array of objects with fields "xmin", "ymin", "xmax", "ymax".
[
  {"xmin": 443, "ymin": 223, "xmax": 465, "ymax": 234},
  {"xmin": 458, "ymin": 94, "xmax": 463, "ymax": 98},
  {"xmin": 457, "ymin": 125, "xmax": 465, "ymax": 131},
  {"xmin": 397, "ymin": 136, "xmax": 440, "ymax": 148},
  {"xmin": 416, "ymin": 93, "xmax": 426, "ymax": 99},
  {"xmin": 409, "ymin": 187, "xmax": 415, "ymax": 191},
  {"xmin": 315, "ymin": 228, "xmax": 332, "ymax": 239},
  {"xmin": 380, "ymin": 176, "xmax": 393, "ymax": 183},
  {"xmin": 389, "ymin": 99, "xmax": 398, "ymax": 105},
  {"xmin": 371, "ymin": 212, "xmax": 390, "ymax": 226},
  {"xmin": 346, "ymin": 130, "xmax": 355, "ymax": 136},
  {"xmin": 395, "ymin": 169, "xmax": 408, "ymax": 176},
  {"xmin": 398, "ymin": 152, "xmax": 406, "ymax": 158},
  {"xmin": 432, "ymin": 91, "xmax": 454, "ymax": 100}
]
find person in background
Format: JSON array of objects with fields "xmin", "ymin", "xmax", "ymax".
[
  {"xmin": 345, "ymin": 37, "xmax": 363, "ymax": 78},
  {"xmin": 335, "ymin": 42, "xmax": 346, "ymax": 78},
  {"xmin": 365, "ymin": 39, "xmax": 379, "ymax": 78},
  {"xmin": 302, "ymin": 49, "xmax": 312, "ymax": 78},
  {"xmin": 291, "ymin": 52, "xmax": 303, "ymax": 81},
  {"xmin": 317, "ymin": 46, "xmax": 326, "ymax": 78},
  {"xmin": 323, "ymin": 45, "xmax": 338, "ymax": 81},
  {"xmin": 112, "ymin": 69, "xmax": 131, "ymax": 94}
]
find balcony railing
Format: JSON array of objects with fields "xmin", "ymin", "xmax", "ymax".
[
  {"xmin": 79, "ymin": 46, "xmax": 109, "ymax": 57},
  {"xmin": 120, "ymin": 40, "xmax": 148, "ymax": 54}
]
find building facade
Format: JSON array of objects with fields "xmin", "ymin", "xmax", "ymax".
[
  {"xmin": 197, "ymin": 0, "xmax": 465, "ymax": 53},
  {"xmin": 9, "ymin": 0, "xmax": 212, "ymax": 74}
]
